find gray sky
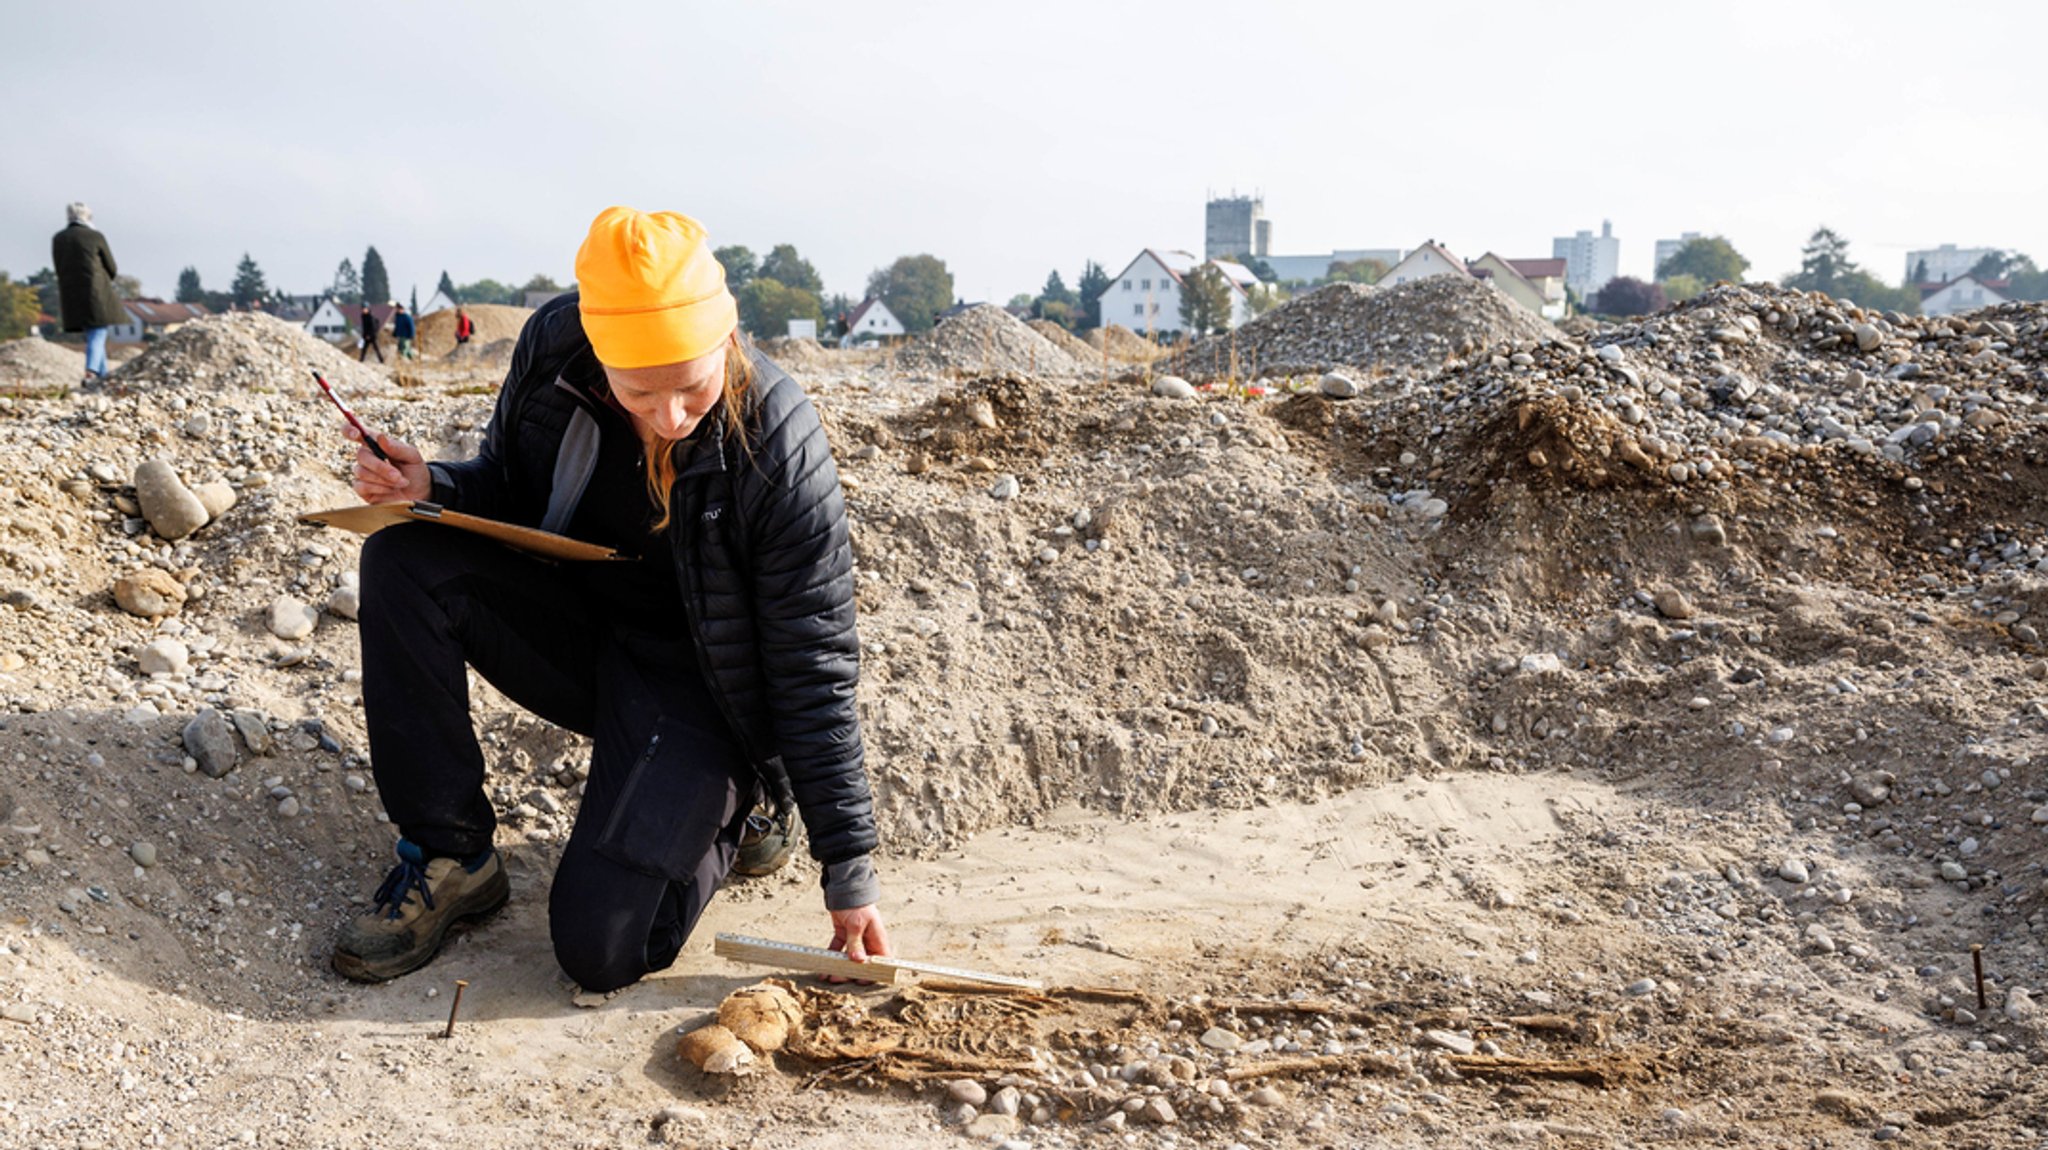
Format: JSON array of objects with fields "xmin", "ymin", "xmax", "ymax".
[{"xmin": 6, "ymin": 1, "xmax": 2045, "ymax": 305}]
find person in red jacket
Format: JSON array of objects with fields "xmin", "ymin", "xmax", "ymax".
[{"xmin": 451, "ymin": 307, "xmax": 475, "ymax": 357}]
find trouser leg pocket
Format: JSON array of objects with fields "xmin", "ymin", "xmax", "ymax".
[{"xmin": 593, "ymin": 716, "xmax": 748, "ymax": 881}]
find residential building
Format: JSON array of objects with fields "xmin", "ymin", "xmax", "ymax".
[
  {"xmin": 109, "ymin": 299, "xmax": 210, "ymax": 343},
  {"xmin": 1553, "ymin": 220, "xmax": 1620, "ymax": 305},
  {"xmin": 420, "ymin": 289, "xmax": 457, "ymax": 316},
  {"xmin": 1653, "ymin": 232, "xmax": 1702, "ymax": 279},
  {"xmin": 1468, "ymin": 254, "xmax": 1568, "ymax": 319},
  {"xmin": 1099, "ymin": 249, "xmax": 1257, "ymax": 336},
  {"xmin": 1204, "ymin": 194, "xmax": 1267, "ymax": 260},
  {"xmin": 785, "ymin": 319, "xmax": 818, "ymax": 341},
  {"xmin": 1906, "ymin": 244, "xmax": 1995, "ymax": 286},
  {"xmin": 1260, "ymin": 248, "xmax": 1405, "ymax": 285},
  {"xmin": 1380, "ymin": 241, "xmax": 1468, "ymax": 287},
  {"xmin": 304, "ymin": 298, "xmax": 352, "ymax": 341},
  {"xmin": 840, "ymin": 297, "xmax": 904, "ymax": 346},
  {"xmin": 1920, "ymin": 275, "xmax": 2008, "ymax": 318}
]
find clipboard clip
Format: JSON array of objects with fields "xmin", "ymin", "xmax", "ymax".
[{"xmin": 410, "ymin": 502, "xmax": 444, "ymax": 520}]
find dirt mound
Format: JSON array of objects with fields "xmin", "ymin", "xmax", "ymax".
[
  {"xmin": 757, "ymin": 335, "xmax": 837, "ymax": 371},
  {"xmin": 0, "ymin": 337, "xmax": 84, "ymax": 392},
  {"xmin": 111, "ymin": 310, "xmax": 393, "ymax": 396},
  {"xmin": 1084, "ymin": 322, "xmax": 1168, "ymax": 363},
  {"xmin": 1181, "ymin": 276, "xmax": 1563, "ymax": 380},
  {"xmin": 416, "ymin": 303, "xmax": 533, "ymax": 358},
  {"xmin": 1026, "ymin": 318, "xmax": 1100, "ymax": 365},
  {"xmin": 891, "ymin": 305, "xmax": 1085, "ymax": 378}
]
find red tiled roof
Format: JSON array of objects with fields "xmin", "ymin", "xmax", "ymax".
[{"xmin": 1505, "ymin": 258, "xmax": 1566, "ymax": 280}]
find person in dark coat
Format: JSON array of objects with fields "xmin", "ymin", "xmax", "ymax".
[
  {"xmin": 50, "ymin": 203, "xmax": 125, "ymax": 381},
  {"xmin": 357, "ymin": 303, "xmax": 384, "ymax": 362},
  {"xmin": 329, "ymin": 207, "xmax": 889, "ymax": 991},
  {"xmin": 391, "ymin": 302, "xmax": 416, "ymax": 359}
]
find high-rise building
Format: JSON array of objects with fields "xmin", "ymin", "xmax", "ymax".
[
  {"xmin": 1205, "ymin": 194, "xmax": 1266, "ymax": 260},
  {"xmin": 1905, "ymin": 244, "xmax": 1995, "ymax": 286},
  {"xmin": 1553, "ymin": 220, "xmax": 1620, "ymax": 304},
  {"xmin": 1653, "ymin": 232, "xmax": 1702, "ymax": 279}
]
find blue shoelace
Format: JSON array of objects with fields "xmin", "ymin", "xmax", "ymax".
[{"xmin": 372, "ymin": 853, "xmax": 436, "ymax": 921}]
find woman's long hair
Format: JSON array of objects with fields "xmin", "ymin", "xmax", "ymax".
[{"xmin": 644, "ymin": 328, "xmax": 754, "ymax": 531}]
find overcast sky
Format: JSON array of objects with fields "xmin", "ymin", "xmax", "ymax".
[{"xmin": 5, "ymin": 1, "xmax": 2045, "ymax": 305}]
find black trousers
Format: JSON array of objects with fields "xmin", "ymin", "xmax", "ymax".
[
  {"xmin": 359, "ymin": 335, "xmax": 384, "ymax": 363},
  {"xmin": 358, "ymin": 524, "xmax": 755, "ymax": 992}
]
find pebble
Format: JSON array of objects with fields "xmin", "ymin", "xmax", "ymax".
[
  {"xmin": 182, "ymin": 708, "xmax": 240, "ymax": 778},
  {"xmin": 1778, "ymin": 858, "xmax": 1810, "ymax": 884},
  {"xmin": 966, "ymin": 1114, "xmax": 1020, "ymax": 1138},
  {"xmin": 1318, "ymin": 371, "xmax": 1360, "ymax": 399},
  {"xmin": 112, "ymin": 568, "xmax": 187, "ymax": 618},
  {"xmin": 133, "ymin": 459, "xmax": 210, "ymax": 540},
  {"xmin": 1624, "ymin": 978, "xmax": 1658, "ymax": 996},
  {"xmin": 1248, "ymin": 1085, "xmax": 1285, "ymax": 1106},
  {"xmin": 946, "ymin": 1079, "xmax": 988, "ymax": 1107},
  {"xmin": 1940, "ymin": 861, "xmax": 1968, "ymax": 881},
  {"xmin": 138, "ymin": 638, "xmax": 190, "ymax": 676},
  {"xmin": 268, "ymin": 596, "xmax": 318, "ymax": 640},
  {"xmin": 327, "ymin": 585, "xmax": 362, "ymax": 621},
  {"xmin": 277, "ymin": 796, "xmax": 301, "ymax": 818},
  {"xmin": 1423, "ymin": 1029, "xmax": 1475, "ymax": 1055},
  {"xmin": 1151, "ymin": 376, "xmax": 1197, "ymax": 399},
  {"xmin": 191, "ymin": 480, "xmax": 237, "ymax": 521},
  {"xmin": 1200, "ymin": 1026, "xmax": 1242, "ymax": 1051},
  {"xmin": 129, "ymin": 841, "xmax": 157, "ymax": 867}
]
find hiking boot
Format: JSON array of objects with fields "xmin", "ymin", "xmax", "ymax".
[
  {"xmin": 731, "ymin": 806, "xmax": 796, "ymax": 878},
  {"xmin": 332, "ymin": 839, "xmax": 508, "ymax": 983}
]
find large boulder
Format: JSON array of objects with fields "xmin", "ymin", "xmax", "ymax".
[{"xmin": 133, "ymin": 460, "xmax": 210, "ymax": 540}]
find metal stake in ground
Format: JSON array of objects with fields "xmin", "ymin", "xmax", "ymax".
[
  {"xmin": 1971, "ymin": 946, "xmax": 1987, "ymax": 1011},
  {"xmin": 442, "ymin": 980, "xmax": 470, "ymax": 1039}
]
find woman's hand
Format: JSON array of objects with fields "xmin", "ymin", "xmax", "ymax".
[
  {"xmin": 346, "ymin": 425, "xmax": 432, "ymax": 504},
  {"xmin": 825, "ymin": 904, "xmax": 892, "ymax": 982}
]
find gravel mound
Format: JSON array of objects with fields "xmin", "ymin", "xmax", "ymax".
[
  {"xmin": 1182, "ymin": 276, "xmax": 1562, "ymax": 380},
  {"xmin": 0, "ymin": 337, "xmax": 84, "ymax": 392},
  {"xmin": 892, "ymin": 305, "xmax": 1085, "ymax": 378},
  {"xmin": 756, "ymin": 336, "xmax": 837, "ymax": 371},
  {"xmin": 1026, "ymin": 319, "xmax": 1100, "ymax": 365},
  {"xmin": 417, "ymin": 304, "xmax": 533, "ymax": 358},
  {"xmin": 1084, "ymin": 323, "xmax": 1168, "ymax": 363},
  {"xmin": 112, "ymin": 311, "xmax": 392, "ymax": 396}
]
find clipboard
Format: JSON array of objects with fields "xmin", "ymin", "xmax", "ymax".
[{"xmin": 297, "ymin": 502, "xmax": 629, "ymax": 562}]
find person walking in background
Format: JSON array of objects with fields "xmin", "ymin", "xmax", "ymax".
[
  {"xmin": 392, "ymin": 302, "xmax": 417, "ymax": 360},
  {"xmin": 50, "ymin": 203, "xmax": 124, "ymax": 384},
  {"xmin": 358, "ymin": 303, "xmax": 384, "ymax": 362},
  {"xmin": 451, "ymin": 306, "xmax": 474, "ymax": 357}
]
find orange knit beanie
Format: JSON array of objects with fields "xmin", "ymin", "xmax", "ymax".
[{"xmin": 575, "ymin": 206, "xmax": 739, "ymax": 368}]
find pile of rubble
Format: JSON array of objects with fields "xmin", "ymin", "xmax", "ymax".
[
  {"xmin": 1180, "ymin": 276, "xmax": 1562, "ymax": 380},
  {"xmin": 0, "ymin": 337, "xmax": 85, "ymax": 392},
  {"xmin": 1085, "ymin": 322, "xmax": 1168, "ymax": 363},
  {"xmin": 891, "ymin": 304, "xmax": 1085, "ymax": 378},
  {"xmin": 1026, "ymin": 318, "xmax": 1102, "ymax": 366},
  {"xmin": 416, "ymin": 303, "xmax": 532, "ymax": 357},
  {"xmin": 112, "ymin": 311, "xmax": 391, "ymax": 396},
  {"xmin": 756, "ymin": 335, "xmax": 839, "ymax": 371},
  {"xmin": 1321, "ymin": 282, "xmax": 2048, "ymax": 500}
]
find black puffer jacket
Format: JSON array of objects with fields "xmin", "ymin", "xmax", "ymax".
[{"xmin": 425, "ymin": 293, "xmax": 876, "ymax": 866}]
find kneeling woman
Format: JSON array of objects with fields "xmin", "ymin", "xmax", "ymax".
[{"xmin": 332, "ymin": 207, "xmax": 888, "ymax": 990}]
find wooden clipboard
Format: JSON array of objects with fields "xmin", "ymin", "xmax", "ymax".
[{"xmin": 297, "ymin": 502, "xmax": 628, "ymax": 562}]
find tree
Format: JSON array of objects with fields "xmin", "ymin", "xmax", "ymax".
[
  {"xmin": 114, "ymin": 274, "xmax": 144, "ymax": 301},
  {"xmin": 26, "ymin": 269, "xmax": 58, "ymax": 320},
  {"xmin": 231, "ymin": 254, "xmax": 267, "ymax": 308},
  {"xmin": 1323, "ymin": 258, "xmax": 1387, "ymax": 285},
  {"xmin": 176, "ymin": 267, "xmax": 205, "ymax": 304},
  {"xmin": 521, "ymin": 273, "xmax": 562, "ymax": 296},
  {"xmin": 2001, "ymin": 254, "xmax": 2048, "ymax": 301},
  {"xmin": 1039, "ymin": 270, "xmax": 1075, "ymax": 308},
  {"xmin": 735, "ymin": 277, "xmax": 822, "ymax": 339},
  {"xmin": 1236, "ymin": 255, "xmax": 1277, "ymax": 282},
  {"xmin": 436, "ymin": 270, "xmax": 457, "ymax": 301},
  {"xmin": 1593, "ymin": 276, "xmax": 1665, "ymax": 317},
  {"xmin": 331, "ymin": 258, "xmax": 360, "ymax": 303},
  {"xmin": 1246, "ymin": 283, "xmax": 1287, "ymax": 317},
  {"xmin": 865, "ymin": 254, "xmax": 953, "ymax": 333},
  {"xmin": 361, "ymin": 246, "xmax": 390, "ymax": 306},
  {"xmin": 758, "ymin": 244, "xmax": 823, "ymax": 297},
  {"xmin": 1910, "ymin": 257, "xmax": 1930, "ymax": 286},
  {"xmin": 1038, "ymin": 300, "xmax": 1075, "ymax": 328},
  {"xmin": 456, "ymin": 279, "xmax": 514, "ymax": 306},
  {"xmin": 1783, "ymin": 227, "xmax": 1853, "ymax": 297},
  {"xmin": 1656, "ymin": 236, "xmax": 1749, "ymax": 284},
  {"xmin": 1075, "ymin": 260, "xmax": 1111, "ymax": 331},
  {"xmin": 1178, "ymin": 264, "xmax": 1233, "ymax": 335},
  {"xmin": 1660, "ymin": 274, "xmax": 1707, "ymax": 304},
  {"xmin": 1005, "ymin": 293, "xmax": 1035, "ymax": 311},
  {"xmin": 410, "ymin": 286, "xmax": 420, "ymax": 317},
  {"xmin": 714, "ymin": 245, "xmax": 758, "ymax": 289},
  {"xmin": 1834, "ymin": 271, "xmax": 1920, "ymax": 315},
  {"xmin": 0, "ymin": 272, "xmax": 41, "ymax": 340}
]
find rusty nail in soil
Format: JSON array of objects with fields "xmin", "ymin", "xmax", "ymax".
[
  {"xmin": 442, "ymin": 980, "xmax": 469, "ymax": 1039},
  {"xmin": 1971, "ymin": 946, "xmax": 1987, "ymax": 1011}
]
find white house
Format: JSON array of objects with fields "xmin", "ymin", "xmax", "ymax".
[
  {"xmin": 420, "ymin": 289, "xmax": 457, "ymax": 317},
  {"xmin": 840, "ymin": 297, "xmax": 905, "ymax": 346},
  {"xmin": 1098, "ymin": 249, "xmax": 1257, "ymax": 336},
  {"xmin": 1906, "ymin": 244, "xmax": 1995, "ymax": 287},
  {"xmin": 1920, "ymin": 274, "xmax": 2009, "ymax": 318},
  {"xmin": 1379, "ymin": 241, "xmax": 1469, "ymax": 287},
  {"xmin": 304, "ymin": 297, "xmax": 352, "ymax": 342},
  {"xmin": 109, "ymin": 299, "xmax": 209, "ymax": 343}
]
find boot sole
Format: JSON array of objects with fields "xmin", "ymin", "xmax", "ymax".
[{"xmin": 331, "ymin": 866, "xmax": 511, "ymax": 984}]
